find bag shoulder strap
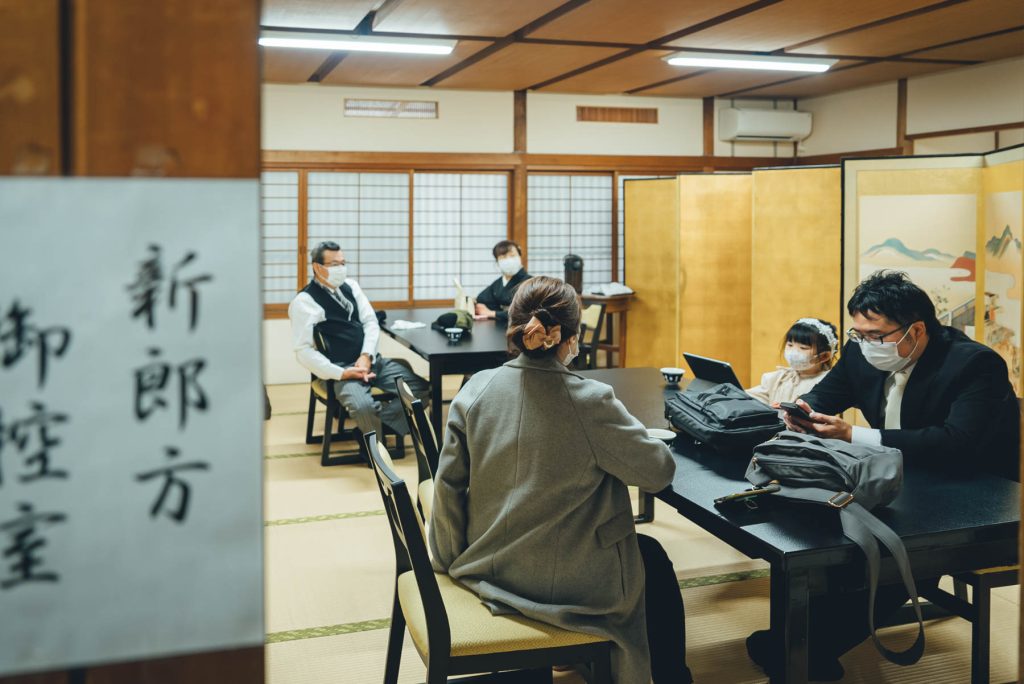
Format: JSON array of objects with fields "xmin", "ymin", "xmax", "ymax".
[{"xmin": 772, "ymin": 485, "xmax": 925, "ymax": 666}]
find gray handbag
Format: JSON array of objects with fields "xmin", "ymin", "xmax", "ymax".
[{"xmin": 745, "ymin": 431, "xmax": 925, "ymax": 665}]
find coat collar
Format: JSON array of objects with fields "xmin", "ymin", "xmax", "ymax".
[{"xmin": 506, "ymin": 353, "xmax": 581, "ymax": 377}]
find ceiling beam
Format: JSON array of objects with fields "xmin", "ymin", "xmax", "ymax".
[
  {"xmin": 526, "ymin": 0, "xmax": 783, "ymax": 91},
  {"xmin": 781, "ymin": 0, "xmax": 969, "ymax": 52},
  {"xmin": 719, "ymin": 22, "xmax": 1023, "ymax": 99},
  {"xmin": 307, "ymin": 52, "xmax": 347, "ymax": 83},
  {"xmin": 421, "ymin": 0, "xmax": 594, "ymax": 87}
]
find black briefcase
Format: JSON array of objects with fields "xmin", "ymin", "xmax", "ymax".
[{"xmin": 665, "ymin": 383, "xmax": 784, "ymax": 454}]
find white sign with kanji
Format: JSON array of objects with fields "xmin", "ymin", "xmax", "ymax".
[{"xmin": 0, "ymin": 178, "xmax": 263, "ymax": 676}]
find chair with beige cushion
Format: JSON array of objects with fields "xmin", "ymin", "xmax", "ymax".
[
  {"xmin": 364, "ymin": 437, "xmax": 613, "ymax": 684},
  {"xmin": 576, "ymin": 303, "xmax": 606, "ymax": 370}
]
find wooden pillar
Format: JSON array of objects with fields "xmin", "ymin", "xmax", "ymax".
[
  {"xmin": 512, "ymin": 90, "xmax": 528, "ymax": 264},
  {"xmin": 0, "ymin": 1, "xmax": 263, "ymax": 681},
  {"xmin": 896, "ymin": 78, "xmax": 912, "ymax": 155}
]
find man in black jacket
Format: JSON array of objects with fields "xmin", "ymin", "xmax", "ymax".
[
  {"xmin": 747, "ymin": 270, "xmax": 1019, "ymax": 680},
  {"xmin": 789, "ymin": 270, "xmax": 1018, "ymax": 481}
]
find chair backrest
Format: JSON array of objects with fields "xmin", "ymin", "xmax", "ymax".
[
  {"xmin": 365, "ymin": 435, "xmax": 451, "ymax": 653},
  {"xmin": 395, "ymin": 377, "xmax": 441, "ymax": 480},
  {"xmin": 579, "ymin": 303, "xmax": 605, "ymax": 346}
]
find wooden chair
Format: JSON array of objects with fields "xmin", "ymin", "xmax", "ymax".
[
  {"xmin": 304, "ymin": 364, "xmax": 409, "ymax": 467},
  {"xmin": 395, "ymin": 377, "xmax": 440, "ymax": 524},
  {"xmin": 364, "ymin": 437, "xmax": 614, "ymax": 684},
  {"xmin": 577, "ymin": 303, "xmax": 606, "ymax": 370}
]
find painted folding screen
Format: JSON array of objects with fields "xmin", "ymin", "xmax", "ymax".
[{"xmin": 843, "ymin": 145, "xmax": 1024, "ymax": 394}]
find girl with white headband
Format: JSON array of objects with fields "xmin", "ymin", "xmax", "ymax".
[{"xmin": 747, "ymin": 317, "xmax": 838, "ymax": 406}]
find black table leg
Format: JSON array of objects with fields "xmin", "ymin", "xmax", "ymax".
[
  {"xmin": 771, "ymin": 566, "xmax": 809, "ymax": 684},
  {"xmin": 635, "ymin": 491, "xmax": 656, "ymax": 523}
]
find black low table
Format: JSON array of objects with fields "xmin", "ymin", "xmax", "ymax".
[
  {"xmin": 580, "ymin": 367, "xmax": 1020, "ymax": 684},
  {"xmin": 382, "ymin": 308, "xmax": 510, "ymax": 435}
]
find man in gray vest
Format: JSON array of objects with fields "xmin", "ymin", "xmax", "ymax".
[{"xmin": 288, "ymin": 241, "xmax": 429, "ymax": 438}]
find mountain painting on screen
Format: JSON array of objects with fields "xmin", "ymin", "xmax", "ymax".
[
  {"xmin": 983, "ymin": 214, "xmax": 1023, "ymax": 395},
  {"xmin": 858, "ymin": 192, "xmax": 978, "ymax": 337},
  {"xmin": 862, "ymin": 238, "xmax": 957, "ymax": 265}
]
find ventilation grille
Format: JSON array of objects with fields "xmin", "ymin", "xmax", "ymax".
[
  {"xmin": 344, "ymin": 99, "xmax": 438, "ymax": 119},
  {"xmin": 576, "ymin": 106, "xmax": 658, "ymax": 124}
]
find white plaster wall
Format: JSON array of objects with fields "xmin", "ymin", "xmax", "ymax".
[
  {"xmin": 907, "ymin": 57, "xmax": 1024, "ymax": 136},
  {"xmin": 999, "ymin": 128, "xmax": 1024, "ymax": 149},
  {"xmin": 797, "ymin": 82, "xmax": 898, "ymax": 157},
  {"xmin": 913, "ymin": 131, "xmax": 998, "ymax": 155},
  {"xmin": 262, "ymin": 83, "xmax": 514, "ymax": 152},
  {"xmin": 263, "ymin": 318, "xmax": 429, "ymax": 385},
  {"xmin": 713, "ymin": 97, "xmax": 798, "ymax": 158},
  {"xmin": 526, "ymin": 93, "xmax": 703, "ymax": 156}
]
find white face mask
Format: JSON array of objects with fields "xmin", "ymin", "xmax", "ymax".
[
  {"xmin": 784, "ymin": 348, "xmax": 817, "ymax": 372},
  {"xmin": 859, "ymin": 327, "xmax": 917, "ymax": 372},
  {"xmin": 325, "ymin": 265, "xmax": 347, "ymax": 288},
  {"xmin": 497, "ymin": 255, "xmax": 522, "ymax": 277},
  {"xmin": 561, "ymin": 336, "xmax": 579, "ymax": 367}
]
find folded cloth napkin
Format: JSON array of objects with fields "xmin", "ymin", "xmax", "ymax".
[{"xmin": 390, "ymin": 320, "xmax": 426, "ymax": 330}]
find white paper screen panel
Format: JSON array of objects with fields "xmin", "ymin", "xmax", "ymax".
[
  {"xmin": 528, "ymin": 174, "xmax": 613, "ymax": 289},
  {"xmin": 413, "ymin": 173, "xmax": 509, "ymax": 300},
  {"xmin": 260, "ymin": 171, "xmax": 299, "ymax": 305},
  {"xmin": 306, "ymin": 172, "xmax": 410, "ymax": 302}
]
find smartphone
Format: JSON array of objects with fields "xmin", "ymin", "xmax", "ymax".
[{"xmin": 778, "ymin": 402, "xmax": 812, "ymax": 421}]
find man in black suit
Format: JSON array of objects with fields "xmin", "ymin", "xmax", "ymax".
[
  {"xmin": 747, "ymin": 270, "xmax": 1019, "ymax": 680},
  {"xmin": 792, "ymin": 270, "xmax": 1018, "ymax": 481}
]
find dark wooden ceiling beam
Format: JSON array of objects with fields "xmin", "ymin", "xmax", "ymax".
[
  {"xmin": 625, "ymin": 70, "xmax": 712, "ymax": 95},
  {"xmin": 421, "ymin": 0, "xmax": 594, "ymax": 87},
  {"xmin": 307, "ymin": 52, "xmax": 347, "ymax": 82},
  {"xmin": 780, "ymin": 0, "xmax": 969, "ymax": 52},
  {"xmin": 526, "ymin": 0, "xmax": 784, "ymax": 91},
  {"xmin": 719, "ymin": 21, "xmax": 1024, "ymax": 99},
  {"xmin": 898, "ymin": 23, "xmax": 1024, "ymax": 57}
]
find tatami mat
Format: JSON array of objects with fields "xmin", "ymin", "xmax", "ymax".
[{"xmin": 263, "ymin": 383, "xmax": 1020, "ymax": 683}]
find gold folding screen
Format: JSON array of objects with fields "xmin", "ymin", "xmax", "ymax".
[
  {"xmin": 750, "ymin": 167, "xmax": 842, "ymax": 383},
  {"xmin": 624, "ymin": 178, "xmax": 680, "ymax": 369},
  {"xmin": 624, "ymin": 174, "xmax": 752, "ymax": 384}
]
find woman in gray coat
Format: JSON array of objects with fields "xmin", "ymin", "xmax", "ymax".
[{"xmin": 429, "ymin": 276, "xmax": 693, "ymax": 684}]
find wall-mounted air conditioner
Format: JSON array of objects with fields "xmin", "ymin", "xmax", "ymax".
[{"xmin": 719, "ymin": 107, "xmax": 813, "ymax": 142}]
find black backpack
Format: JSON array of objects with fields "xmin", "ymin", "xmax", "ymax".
[{"xmin": 665, "ymin": 383, "xmax": 784, "ymax": 454}]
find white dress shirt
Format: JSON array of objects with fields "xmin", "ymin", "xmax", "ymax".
[
  {"xmin": 851, "ymin": 361, "xmax": 917, "ymax": 446},
  {"xmin": 287, "ymin": 279, "xmax": 380, "ymax": 381}
]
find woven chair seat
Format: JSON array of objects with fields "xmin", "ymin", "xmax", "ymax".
[{"xmin": 397, "ymin": 571, "xmax": 608, "ymax": 659}]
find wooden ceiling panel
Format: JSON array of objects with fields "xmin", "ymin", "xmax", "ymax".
[
  {"xmin": 910, "ymin": 28, "xmax": 1024, "ymax": 61},
  {"xmin": 437, "ymin": 43, "xmax": 621, "ymax": 90},
  {"xmin": 667, "ymin": 0, "xmax": 937, "ymax": 53},
  {"xmin": 322, "ymin": 40, "xmax": 493, "ymax": 86},
  {"xmin": 635, "ymin": 60, "xmax": 861, "ymax": 97},
  {"xmin": 740, "ymin": 60, "xmax": 954, "ymax": 98},
  {"xmin": 372, "ymin": 0, "xmax": 564, "ymax": 37},
  {"xmin": 262, "ymin": 0, "xmax": 378, "ymax": 30},
  {"xmin": 538, "ymin": 49, "xmax": 683, "ymax": 93},
  {"xmin": 529, "ymin": 0, "xmax": 754, "ymax": 45},
  {"xmin": 261, "ymin": 48, "xmax": 325, "ymax": 83},
  {"xmin": 789, "ymin": 0, "xmax": 1024, "ymax": 57}
]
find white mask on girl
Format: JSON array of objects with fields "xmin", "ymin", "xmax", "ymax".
[
  {"xmin": 784, "ymin": 348, "xmax": 818, "ymax": 372},
  {"xmin": 561, "ymin": 336, "xmax": 579, "ymax": 367}
]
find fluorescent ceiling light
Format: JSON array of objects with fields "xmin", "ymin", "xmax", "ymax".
[
  {"xmin": 663, "ymin": 51, "xmax": 836, "ymax": 73},
  {"xmin": 259, "ymin": 30, "xmax": 455, "ymax": 55}
]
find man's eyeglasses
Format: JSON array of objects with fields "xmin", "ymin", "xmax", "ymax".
[{"xmin": 846, "ymin": 324, "xmax": 909, "ymax": 346}]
